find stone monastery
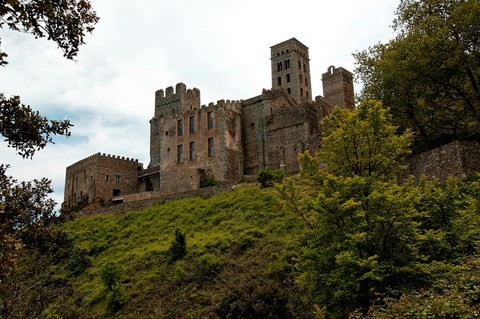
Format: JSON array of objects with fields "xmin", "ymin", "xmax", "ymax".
[
  {"xmin": 63, "ymin": 38, "xmax": 480, "ymax": 209},
  {"xmin": 64, "ymin": 38, "xmax": 354, "ymax": 208}
]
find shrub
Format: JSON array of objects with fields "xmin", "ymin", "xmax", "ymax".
[
  {"xmin": 169, "ymin": 229, "xmax": 187, "ymax": 261},
  {"xmin": 100, "ymin": 262, "xmax": 121, "ymax": 291},
  {"xmin": 65, "ymin": 246, "xmax": 91, "ymax": 276},
  {"xmin": 106, "ymin": 286, "xmax": 126, "ymax": 314},
  {"xmin": 256, "ymin": 169, "xmax": 285, "ymax": 188}
]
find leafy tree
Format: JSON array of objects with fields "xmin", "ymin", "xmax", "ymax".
[
  {"xmin": 281, "ymin": 101, "xmax": 480, "ymax": 317},
  {"xmin": 319, "ymin": 100, "xmax": 412, "ymax": 179},
  {"xmin": 354, "ymin": 0, "xmax": 480, "ymax": 152},
  {"xmin": 280, "ymin": 101, "xmax": 423, "ymax": 317},
  {"xmin": 0, "ymin": 0, "xmax": 99, "ymax": 292}
]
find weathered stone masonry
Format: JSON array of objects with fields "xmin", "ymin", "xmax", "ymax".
[
  {"xmin": 64, "ymin": 153, "xmax": 141, "ymax": 208},
  {"xmin": 63, "ymin": 38, "xmax": 479, "ymax": 210},
  {"xmin": 64, "ymin": 38, "xmax": 354, "ymax": 208}
]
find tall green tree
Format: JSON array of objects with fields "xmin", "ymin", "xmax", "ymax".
[
  {"xmin": 280, "ymin": 101, "xmax": 423, "ymax": 317},
  {"xmin": 354, "ymin": 0, "xmax": 480, "ymax": 152}
]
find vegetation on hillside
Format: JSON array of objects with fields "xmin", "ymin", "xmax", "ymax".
[
  {"xmin": 1, "ymin": 0, "xmax": 99, "ymax": 293},
  {"xmin": 2, "ymin": 0, "xmax": 480, "ymax": 318},
  {"xmin": 354, "ymin": 0, "xmax": 480, "ymax": 152},
  {"xmin": 280, "ymin": 101, "xmax": 480, "ymax": 317},
  {"xmin": 3, "ymin": 102, "xmax": 479, "ymax": 318}
]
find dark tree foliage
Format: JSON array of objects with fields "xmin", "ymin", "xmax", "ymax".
[
  {"xmin": 0, "ymin": 94, "xmax": 72, "ymax": 158},
  {"xmin": 0, "ymin": 0, "xmax": 99, "ymax": 285},
  {"xmin": 1, "ymin": 0, "xmax": 99, "ymax": 158},
  {"xmin": 354, "ymin": 0, "xmax": 480, "ymax": 152},
  {"xmin": 0, "ymin": 0, "xmax": 99, "ymax": 65}
]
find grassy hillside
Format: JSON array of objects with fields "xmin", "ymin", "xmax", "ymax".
[{"xmin": 49, "ymin": 183, "xmax": 309, "ymax": 318}]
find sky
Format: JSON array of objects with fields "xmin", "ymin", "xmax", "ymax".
[{"xmin": 1, "ymin": 0, "xmax": 399, "ymax": 208}]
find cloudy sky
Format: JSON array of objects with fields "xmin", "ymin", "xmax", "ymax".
[{"xmin": 1, "ymin": 0, "xmax": 399, "ymax": 208}]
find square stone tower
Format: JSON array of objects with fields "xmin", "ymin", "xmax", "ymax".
[
  {"xmin": 270, "ymin": 38, "xmax": 312, "ymax": 103},
  {"xmin": 322, "ymin": 66, "xmax": 355, "ymax": 110}
]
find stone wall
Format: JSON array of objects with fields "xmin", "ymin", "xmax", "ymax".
[
  {"xmin": 64, "ymin": 153, "xmax": 142, "ymax": 208},
  {"xmin": 156, "ymin": 94, "xmax": 243, "ymax": 194},
  {"xmin": 79, "ymin": 183, "xmax": 234, "ymax": 216},
  {"xmin": 321, "ymin": 66, "xmax": 355, "ymax": 110},
  {"xmin": 406, "ymin": 140, "xmax": 480, "ymax": 180}
]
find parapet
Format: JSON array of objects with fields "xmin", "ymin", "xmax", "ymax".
[
  {"xmin": 322, "ymin": 66, "xmax": 353, "ymax": 80},
  {"xmin": 155, "ymin": 83, "xmax": 200, "ymax": 108},
  {"xmin": 199, "ymin": 99, "xmax": 242, "ymax": 112},
  {"xmin": 66, "ymin": 152, "xmax": 140, "ymax": 170}
]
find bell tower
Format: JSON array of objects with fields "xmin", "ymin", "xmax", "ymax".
[{"xmin": 270, "ymin": 38, "xmax": 312, "ymax": 103}]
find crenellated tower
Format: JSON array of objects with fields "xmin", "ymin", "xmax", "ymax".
[{"xmin": 270, "ymin": 38, "xmax": 312, "ymax": 103}]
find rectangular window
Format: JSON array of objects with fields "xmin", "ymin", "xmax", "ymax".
[
  {"xmin": 177, "ymin": 144, "xmax": 183, "ymax": 163},
  {"xmin": 177, "ymin": 119, "xmax": 183, "ymax": 136},
  {"xmin": 105, "ymin": 174, "xmax": 109, "ymax": 182},
  {"xmin": 208, "ymin": 137, "xmax": 215, "ymax": 157},
  {"xmin": 189, "ymin": 142, "xmax": 195, "ymax": 160},
  {"xmin": 207, "ymin": 111, "xmax": 214, "ymax": 129},
  {"xmin": 189, "ymin": 116, "xmax": 195, "ymax": 134},
  {"xmin": 115, "ymin": 175, "xmax": 120, "ymax": 183}
]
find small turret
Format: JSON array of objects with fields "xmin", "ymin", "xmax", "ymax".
[
  {"xmin": 321, "ymin": 66, "xmax": 354, "ymax": 110},
  {"xmin": 154, "ymin": 83, "xmax": 201, "ymax": 117}
]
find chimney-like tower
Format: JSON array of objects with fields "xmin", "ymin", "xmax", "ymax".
[{"xmin": 322, "ymin": 66, "xmax": 355, "ymax": 110}]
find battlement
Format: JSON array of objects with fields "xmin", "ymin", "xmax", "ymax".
[
  {"xmin": 155, "ymin": 83, "xmax": 201, "ymax": 113},
  {"xmin": 67, "ymin": 152, "xmax": 139, "ymax": 169},
  {"xmin": 199, "ymin": 99, "xmax": 242, "ymax": 112}
]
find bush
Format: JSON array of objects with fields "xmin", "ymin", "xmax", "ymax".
[
  {"xmin": 100, "ymin": 262, "xmax": 121, "ymax": 291},
  {"xmin": 65, "ymin": 246, "xmax": 91, "ymax": 276},
  {"xmin": 256, "ymin": 169, "xmax": 285, "ymax": 188},
  {"xmin": 106, "ymin": 286, "xmax": 126, "ymax": 315},
  {"xmin": 169, "ymin": 229, "xmax": 187, "ymax": 261}
]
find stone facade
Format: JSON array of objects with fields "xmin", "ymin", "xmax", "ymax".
[
  {"xmin": 63, "ymin": 38, "xmax": 354, "ymax": 208},
  {"xmin": 142, "ymin": 38, "xmax": 352, "ymax": 194},
  {"xmin": 406, "ymin": 140, "xmax": 480, "ymax": 180},
  {"xmin": 64, "ymin": 37, "xmax": 480, "ymax": 209},
  {"xmin": 63, "ymin": 153, "xmax": 142, "ymax": 208}
]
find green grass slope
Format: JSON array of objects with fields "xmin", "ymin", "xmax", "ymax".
[{"xmin": 54, "ymin": 184, "xmax": 309, "ymax": 318}]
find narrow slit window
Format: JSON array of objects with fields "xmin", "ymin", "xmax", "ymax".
[
  {"xmin": 189, "ymin": 116, "xmax": 195, "ymax": 134},
  {"xmin": 207, "ymin": 111, "xmax": 214, "ymax": 129},
  {"xmin": 177, "ymin": 144, "xmax": 183, "ymax": 163},
  {"xmin": 177, "ymin": 119, "xmax": 183, "ymax": 136},
  {"xmin": 189, "ymin": 142, "xmax": 195, "ymax": 160},
  {"xmin": 208, "ymin": 137, "xmax": 215, "ymax": 157}
]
